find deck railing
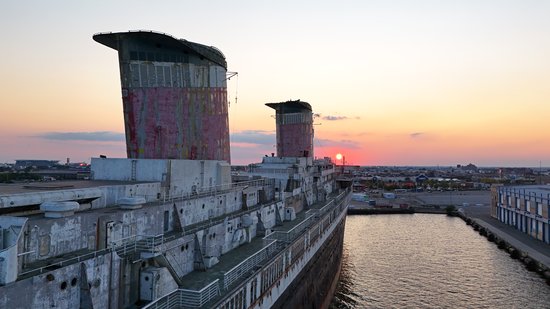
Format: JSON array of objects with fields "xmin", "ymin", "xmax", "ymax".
[
  {"xmin": 142, "ymin": 279, "xmax": 220, "ymax": 309},
  {"xmin": 109, "ymin": 233, "xmax": 166, "ymax": 257},
  {"xmin": 141, "ymin": 289, "xmax": 182, "ymax": 309},
  {"xmin": 160, "ymin": 179, "xmax": 272, "ymax": 203},
  {"xmin": 19, "ymin": 248, "xmax": 111, "ymax": 278},
  {"xmin": 222, "ymin": 240, "xmax": 278, "ymax": 290}
]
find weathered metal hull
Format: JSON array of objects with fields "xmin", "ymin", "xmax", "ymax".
[{"xmin": 272, "ymin": 217, "xmax": 346, "ymax": 309}]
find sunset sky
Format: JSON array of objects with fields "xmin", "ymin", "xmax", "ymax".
[{"xmin": 1, "ymin": 1, "xmax": 549, "ymax": 166}]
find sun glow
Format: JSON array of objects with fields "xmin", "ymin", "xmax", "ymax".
[{"xmin": 335, "ymin": 153, "xmax": 343, "ymax": 161}]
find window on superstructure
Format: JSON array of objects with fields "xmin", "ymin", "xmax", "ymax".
[
  {"xmin": 537, "ymin": 203, "xmax": 542, "ymax": 215},
  {"xmin": 163, "ymin": 210, "xmax": 169, "ymax": 232},
  {"xmin": 526, "ymin": 200, "xmax": 531, "ymax": 212},
  {"xmin": 516, "ymin": 198, "xmax": 521, "ymax": 209}
]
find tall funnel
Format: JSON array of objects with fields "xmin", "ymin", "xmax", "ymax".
[
  {"xmin": 93, "ymin": 31, "xmax": 230, "ymax": 162},
  {"xmin": 266, "ymin": 100, "xmax": 313, "ymax": 158}
]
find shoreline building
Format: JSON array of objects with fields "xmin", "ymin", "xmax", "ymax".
[{"xmin": 492, "ymin": 185, "xmax": 550, "ymax": 244}]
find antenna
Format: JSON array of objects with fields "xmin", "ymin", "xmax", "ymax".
[
  {"xmin": 540, "ymin": 160, "xmax": 542, "ymax": 185},
  {"xmin": 225, "ymin": 71, "xmax": 238, "ymax": 80},
  {"xmin": 226, "ymin": 72, "xmax": 238, "ymax": 106}
]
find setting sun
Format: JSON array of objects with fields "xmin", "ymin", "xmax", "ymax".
[{"xmin": 335, "ymin": 153, "xmax": 343, "ymax": 161}]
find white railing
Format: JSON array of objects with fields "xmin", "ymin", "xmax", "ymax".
[
  {"xmin": 140, "ymin": 178, "xmax": 273, "ymax": 206},
  {"xmin": 19, "ymin": 248, "xmax": 110, "ymax": 278},
  {"xmin": 143, "ymin": 279, "xmax": 220, "ymax": 309},
  {"xmin": 110, "ymin": 233, "xmax": 167, "ymax": 257},
  {"xmin": 264, "ymin": 197, "xmax": 338, "ymax": 244},
  {"xmin": 141, "ymin": 289, "xmax": 182, "ymax": 309},
  {"xmin": 248, "ymin": 167, "xmax": 293, "ymax": 175},
  {"xmin": 180, "ymin": 279, "xmax": 221, "ymax": 307},
  {"xmin": 222, "ymin": 240, "xmax": 278, "ymax": 290}
]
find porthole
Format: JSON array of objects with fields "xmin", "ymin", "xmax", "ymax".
[
  {"xmin": 145, "ymin": 276, "xmax": 150, "ymax": 281},
  {"xmin": 46, "ymin": 274, "xmax": 55, "ymax": 282},
  {"xmin": 180, "ymin": 208, "xmax": 183, "ymax": 214},
  {"xmin": 202, "ymin": 204, "xmax": 205, "ymax": 209},
  {"xmin": 181, "ymin": 245, "xmax": 185, "ymax": 252},
  {"xmin": 71, "ymin": 278, "xmax": 78, "ymax": 286},
  {"xmin": 185, "ymin": 244, "xmax": 189, "ymax": 250},
  {"xmin": 60, "ymin": 281, "xmax": 67, "ymax": 290}
]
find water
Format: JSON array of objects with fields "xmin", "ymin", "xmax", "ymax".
[{"xmin": 330, "ymin": 214, "xmax": 550, "ymax": 309}]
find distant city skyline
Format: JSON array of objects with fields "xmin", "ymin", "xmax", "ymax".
[{"xmin": 1, "ymin": 1, "xmax": 549, "ymax": 167}]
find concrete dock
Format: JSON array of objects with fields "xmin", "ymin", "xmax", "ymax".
[{"xmin": 462, "ymin": 204, "xmax": 550, "ymax": 271}]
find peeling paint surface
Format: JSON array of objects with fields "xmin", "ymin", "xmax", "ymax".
[
  {"xmin": 122, "ymin": 87, "xmax": 230, "ymax": 161},
  {"xmin": 276, "ymin": 122, "xmax": 313, "ymax": 158}
]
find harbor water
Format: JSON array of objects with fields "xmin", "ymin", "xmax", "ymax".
[{"xmin": 330, "ymin": 214, "xmax": 550, "ymax": 308}]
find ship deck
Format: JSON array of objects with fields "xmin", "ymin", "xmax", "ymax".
[
  {"xmin": 0, "ymin": 180, "xmax": 154, "ymax": 195},
  {"xmin": 178, "ymin": 196, "xmax": 331, "ymax": 291}
]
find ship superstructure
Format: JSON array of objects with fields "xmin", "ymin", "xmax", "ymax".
[
  {"xmin": 93, "ymin": 31, "xmax": 230, "ymax": 162},
  {"xmin": 0, "ymin": 31, "xmax": 350, "ymax": 309}
]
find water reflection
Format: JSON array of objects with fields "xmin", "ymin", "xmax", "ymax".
[{"xmin": 330, "ymin": 214, "xmax": 550, "ymax": 309}]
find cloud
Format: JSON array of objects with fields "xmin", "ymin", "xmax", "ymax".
[
  {"xmin": 315, "ymin": 138, "xmax": 361, "ymax": 149},
  {"xmin": 342, "ymin": 131, "xmax": 373, "ymax": 137},
  {"xmin": 321, "ymin": 115, "xmax": 360, "ymax": 121},
  {"xmin": 410, "ymin": 132, "xmax": 424, "ymax": 138},
  {"xmin": 230, "ymin": 130, "xmax": 275, "ymax": 146},
  {"xmin": 35, "ymin": 131, "xmax": 125, "ymax": 142},
  {"xmin": 322, "ymin": 115, "xmax": 347, "ymax": 121}
]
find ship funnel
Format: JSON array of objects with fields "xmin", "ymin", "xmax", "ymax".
[
  {"xmin": 266, "ymin": 100, "xmax": 313, "ymax": 158},
  {"xmin": 93, "ymin": 31, "xmax": 230, "ymax": 162}
]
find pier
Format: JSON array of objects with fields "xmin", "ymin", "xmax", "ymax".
[{"xmin": 460, "ymin": 205, "xmax": 550, "ymax": 283}]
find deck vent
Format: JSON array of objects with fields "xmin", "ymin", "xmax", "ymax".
[
  {"xmin": 40, "ymin": 201, "xmax": 79, "ymax": 218},
  {"xmin": 118, "ymin": 197, "xmax": 146, "ymax": 210}
]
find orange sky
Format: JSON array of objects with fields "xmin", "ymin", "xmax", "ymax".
[{"xmin": 1, "ymin": 1, "xmax": 549, "ymax": 167}]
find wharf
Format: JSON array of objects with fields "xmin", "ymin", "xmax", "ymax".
[
  {"xmin": 348, "ymin": 200, "xmax": 447, "ymax": 215},
  {"xmin": 348, "ymin": 207, "xmax": 414, "ymax": 215},
  {"xmin": 463, "ymin": 205, "xmax": 550, "ymax": 270}
]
